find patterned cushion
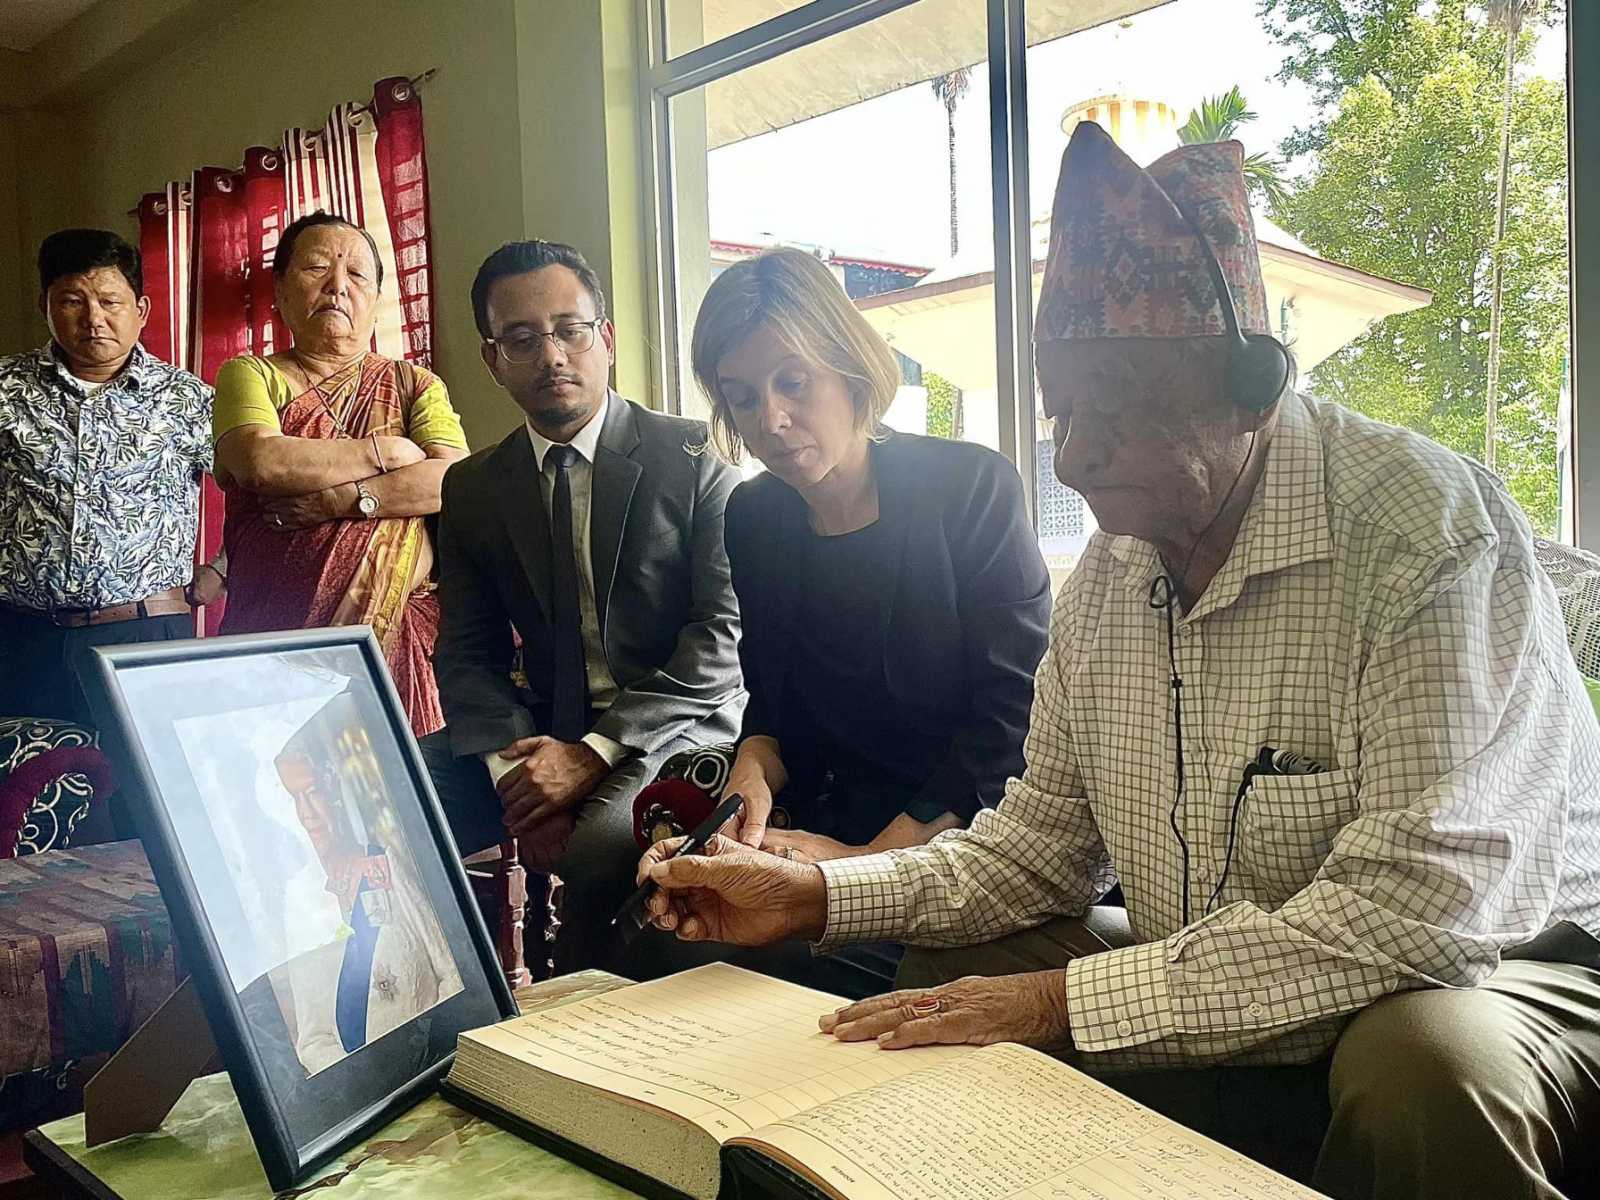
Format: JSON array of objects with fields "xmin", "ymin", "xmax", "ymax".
[
  {"xmin": 0, "ymin": 718, "xmax": 112, "ymax": 857},
  {"xmin": 1535, "ymin": 538, "xmax": 1600, "ymax": 679}
]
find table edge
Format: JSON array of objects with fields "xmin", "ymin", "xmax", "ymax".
[{"xmin": 22, "ymin": 1129, "xmax": 126, "ymax": 1200}]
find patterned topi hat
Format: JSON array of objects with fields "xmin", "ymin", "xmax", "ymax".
[{"xmin": 1036, "ymin": 120, "xmax": 1268, "ymax": 342}]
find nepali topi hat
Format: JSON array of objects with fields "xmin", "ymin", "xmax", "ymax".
[{"xmin": 1036, "ymin": 120, "xmax": 1268, "ymax": 342}]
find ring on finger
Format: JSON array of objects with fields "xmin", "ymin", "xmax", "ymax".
[{"xmin": 910, "ymin": 995, "xmax": 943, "ymax": 1018}]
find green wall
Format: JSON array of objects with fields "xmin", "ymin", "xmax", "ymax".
[
  {"xmin": 0, "ymin": 111, "xmax": 22, "ymax": 351},
  {"xmin": 9, "ymin": 0, "xmax": 652, "ymax": 447}
]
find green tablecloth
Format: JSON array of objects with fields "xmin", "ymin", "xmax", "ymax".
[{"xmin": 28, "ymin": 970, "xmax": 642, "ymax": 1199}]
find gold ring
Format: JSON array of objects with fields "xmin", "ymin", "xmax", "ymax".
[{"xmin": 910, "ymin": 995, "xmax": 942, "ymax": 1018}]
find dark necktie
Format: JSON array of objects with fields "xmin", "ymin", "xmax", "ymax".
[{"xmin": 548, "ymin": 445, "xmax": 590, "ymax": 741}]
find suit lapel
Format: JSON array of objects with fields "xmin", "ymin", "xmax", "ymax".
[
  {"xmin": 590, "ymin": 393, "xmax": 643, "ymax": 643},
  {"xmin": 494, "ymin": 430, "xmax": 554, "ymax": 620}
]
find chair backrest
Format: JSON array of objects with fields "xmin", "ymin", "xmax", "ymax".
[{"xmin": 1534, "ymin": 537, "xmax": 1600, "ymax": 678}]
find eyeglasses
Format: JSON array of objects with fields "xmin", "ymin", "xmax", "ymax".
[{"xmin": 485, "ymin": 319, "xmax": 604, "ymax": 363}]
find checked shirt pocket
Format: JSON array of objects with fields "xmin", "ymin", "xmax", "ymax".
[{"xmin": 1235, "ymin": 767, "xmax": 1359, "ymax": 908}]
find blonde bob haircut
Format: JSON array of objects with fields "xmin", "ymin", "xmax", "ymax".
[{"xmin": 690, "ymin": 247, "xmax": 902, "ymax": 464}]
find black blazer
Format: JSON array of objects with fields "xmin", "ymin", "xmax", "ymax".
[
  {"xmin": 725, "ymin": 431, "xmax": 1051, "ymax": 820},
  {"xmin": 434, "ymin": 393, "xmax": 744, "ymax": 758}
]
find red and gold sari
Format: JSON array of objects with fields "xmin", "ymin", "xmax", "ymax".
[{"xmin": 221, "ymin": 354, "xmax": 444, "ymax": 736}]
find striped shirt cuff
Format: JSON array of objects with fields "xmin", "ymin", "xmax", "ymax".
[
  {"xmin": 1065, "ymin": 938, "xmax": 1175, "ymax": 1052},
  {"xmin": 815, "ymin": 854, "xmax": 908, "ymax": 949}
]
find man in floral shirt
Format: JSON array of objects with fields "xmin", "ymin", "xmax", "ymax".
[{"xmin": 0, "ymin": 229, "xmax": 220, "ymax": 725}]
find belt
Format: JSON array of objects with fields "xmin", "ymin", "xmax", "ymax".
[{"xmin": 2, "ymin": 586, "xmax": 191, "ymax": 629}]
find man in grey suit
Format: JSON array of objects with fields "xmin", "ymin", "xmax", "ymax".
[{"xmin": 423, "ymin": 240, "xmax": 743, "ymax": 974}]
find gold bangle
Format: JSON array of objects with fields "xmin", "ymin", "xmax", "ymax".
[{"xmin": 370, "ymin": 431, "xmax": 386, "ymax": 473}]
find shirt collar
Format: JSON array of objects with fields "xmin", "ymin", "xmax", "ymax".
[
  {"xmin": 524, "ymin": 391, "xmax": 610, "ymax": 472},
  {"xmin": 41, "ymin": 340, "xmax": 154, "ymax": 393},
  {"xmin": 1112, "ymin": 391, "xmax": 1335, "ymax": 616}
]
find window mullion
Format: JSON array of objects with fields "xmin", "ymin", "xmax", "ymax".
[{"xmin": 987, "ymin": 0, "xmax": 1035, "ymax": 517}]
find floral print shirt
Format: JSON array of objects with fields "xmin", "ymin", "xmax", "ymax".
[{"xmin": 0, "ymin": 343, "xmax": 212, "ymax": 610}]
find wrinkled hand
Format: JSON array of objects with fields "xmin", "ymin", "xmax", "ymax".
[
  {"xmin": 263, "ymin": 484, "xmax": 354, "ymax": 531},
  {"xmin": 638, "ymin": 833, "xmax": 827, "ymax": 946},
  {"xmin": 820, "ymin": 971, "xmax": 1073, "ymax": 1052},
  {"xmin": 186, "ymin": 563, "xmax": 226, "ymax": 607},
  {"xmin": 495, "ymin": 737, "xmax": 608, "ymax": 837},
  {"xmin": 517, "ymin": 811, "xmax": 577, "ymax": 873},
  {"xmin": 761, "ymin": 827, "xmax": 861, "ymax": 864}
]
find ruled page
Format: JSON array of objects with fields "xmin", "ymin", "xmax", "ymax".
[
  {"xmin": 459, "ymin": 962, "xmax": 975, "ymax": 1142},
  {"xmin": 735, "ymin": 1042, "xmax": 1326, "ymax": 1200}
]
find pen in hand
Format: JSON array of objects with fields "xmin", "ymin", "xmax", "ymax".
[{"xmin": 611, "ymin": 791, "xmax": 746, "ymax": 935}]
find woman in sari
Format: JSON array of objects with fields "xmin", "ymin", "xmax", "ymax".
[{"xmin": 213, "ymin": 213, "xmax": 468, "ymax": 736}]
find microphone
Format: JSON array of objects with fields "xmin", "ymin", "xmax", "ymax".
[{"xmin": 631, "ymin": 777, "xmax": 719, "ymax": 850}]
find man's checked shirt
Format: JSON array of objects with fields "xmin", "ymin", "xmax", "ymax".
[
  {"xmin": 818, "ymin": 391, "xmax": 1600, "ymax": 1070},
  {"xmin": 0, "ymin": 343, "xmax": 212, "ymax": 610}
]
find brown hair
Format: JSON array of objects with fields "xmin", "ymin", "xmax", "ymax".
[{"xmin": 690, "ymin": 248, "xmax": 901, "ymax": 463}]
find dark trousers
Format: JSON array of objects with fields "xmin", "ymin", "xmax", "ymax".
[
  {"xmin": 0, "ymin": 607, "xmax": 192, "ymax": 728},
  {"xmin": 423, "ymin": 727, "xmax": 706, "ymax": 979}
]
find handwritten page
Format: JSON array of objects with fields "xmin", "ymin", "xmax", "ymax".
[
  {"xmin": 737, "ymin": 1042, "xmax": 1326, "ymax": 1200},
  {"xmin": 460, "ymin": 962, "xmax": 975, "ymax": 1141}
]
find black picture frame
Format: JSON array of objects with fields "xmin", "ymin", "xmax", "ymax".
[{"xmin": 86, "ymin": 627, "xmax": 516, "ymax": 1192}]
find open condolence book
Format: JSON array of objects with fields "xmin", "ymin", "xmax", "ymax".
[{"xmin": 443, "ymin": 963, "xmax": 1322, "ymax": 1200}]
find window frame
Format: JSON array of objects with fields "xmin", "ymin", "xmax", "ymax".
[
  {"xmin": 640, "ymin": 0, "xmax": 1595, "ymax": 550},
  {"xmin": 1570, "ymin": 0, "xmax": 1598, "ymax": 550}
]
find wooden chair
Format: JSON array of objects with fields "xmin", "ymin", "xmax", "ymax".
[{"xmin": 463, "ymin": 840, "xmax": 561, "ymax": 988}]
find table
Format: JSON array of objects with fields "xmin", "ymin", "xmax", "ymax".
[{"xmin": 23, "ymin": 972, "xmax": 642, "ymax": 1199}]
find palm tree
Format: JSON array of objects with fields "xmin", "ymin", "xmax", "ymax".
[
  {"xmin": 1178, "ymin": 86, "xmax": 1291, "ymax": 211},
  {"xmin": 1482, "ymin": 0, "xmax": 1545, "ymax": 473},
  {"xmin": 930, "ymin": 68, "xmax": 972, "ymax": 257}
]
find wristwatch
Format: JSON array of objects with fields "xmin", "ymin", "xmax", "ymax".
[{"xmin": 355, "ymin": 480, "xmax": 380, "ymax": 518}]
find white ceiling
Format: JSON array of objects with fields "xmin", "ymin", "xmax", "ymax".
[{"xmin": 0, "ymin": 0, "xmax": 99, "ymax": 51}]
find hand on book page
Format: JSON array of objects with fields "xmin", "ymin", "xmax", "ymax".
[
  {"xmin": 640, "ymin": 833, "xmax": 828, "ymax": 944},
  {"xmin": 732, "ymin": 1043, "xmax": 1324, "ymax": 1200},
  {"xmin": 819, "ymin": 971, "xmax": 1074, "ymax": 1053}
]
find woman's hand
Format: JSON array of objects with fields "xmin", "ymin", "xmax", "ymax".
[
  {"xmin": 724, "ymin": 737, "xmax": 785, "ymax": 848},
  {"xmin": 638, "ymin": 833, "xmax": 827, "ymax": 946},
  {"xmin": 727, "ymin": 772, "xmax": 775, "ymax": 848},
  {"xmin": 263, "ymin": 483, "xmax": 355, "ymax": 531},
  {"xmin": 820, "ymin": 971, "xmax": 1073, "ymax": 1052},
  {"xmin": 761, "ymin": 828, "xmax": 862, "ymax": 864}
]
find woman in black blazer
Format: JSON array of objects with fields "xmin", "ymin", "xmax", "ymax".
[{"xmin": 691, "ymin": 248, "xmax": 1051, "ymax": 863}]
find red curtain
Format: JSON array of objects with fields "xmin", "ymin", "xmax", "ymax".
[{"xmin": 134, "ymin": 77, "xmax": 434, "ymax": 636}]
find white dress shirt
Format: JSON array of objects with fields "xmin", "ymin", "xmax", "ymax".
[
  {"xmin": 484, "ymin": 394, "xmax": 628, "ymax": 779},
  {"xmin": 817, "ymin": 391, "xmax": 1600, "ymax": 1071}
]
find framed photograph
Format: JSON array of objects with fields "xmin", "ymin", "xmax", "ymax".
[{"xmin": 86, "ymin": 627, "xmax": 516, "ymax": 1191}]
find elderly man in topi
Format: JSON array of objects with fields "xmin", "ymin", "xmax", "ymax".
[{"xmin": 638, "ymin": 121, "xmax": 1600, "ymax": 1199}]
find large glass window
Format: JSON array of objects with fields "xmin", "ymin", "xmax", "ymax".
[
  {"xmin": 662, "ymin": 0, "xmax": 1000, "ymax": 454},
  {"xmin": 647, "ymin": 0, "xmax": 1583, "ymax": 568}
]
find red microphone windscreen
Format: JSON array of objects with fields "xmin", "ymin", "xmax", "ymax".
[{"xmin": 632, "ymin": 777, "xmax": 717, "ymax": 849}]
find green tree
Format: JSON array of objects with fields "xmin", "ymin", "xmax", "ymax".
[
  {"xmin": 924, "ymin": 371, "xmax": 962, "ymax": 440},
  {"xmin": 1262, "ymin": 0, "xmax": 1568, "ymax": 532},
  {"xmin": 1177, "ymin": 86, "xmax": 1291, "ymax": 210},
  {"xmin": 1483, "ymin": 0, "xmax": 1547, "ymax": 471},
  {"xmin": 930, "ymin": 69, "xmax": 972, "ymax": 257}
]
